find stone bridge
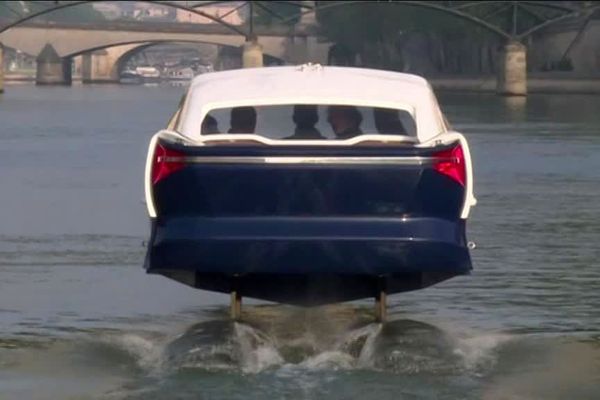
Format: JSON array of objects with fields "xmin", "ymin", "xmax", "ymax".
[
  {"xmin": 1, "ymin": 1, "xmax": 598, "ymax": 95},
  {"xmin": 0, "ymin": 19, "xmax": 329, "ymax": 84}
]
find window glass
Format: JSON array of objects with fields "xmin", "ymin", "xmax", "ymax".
[{"xmin": 200, "ymin": 104, "xmax": 416, "ymax": 139}]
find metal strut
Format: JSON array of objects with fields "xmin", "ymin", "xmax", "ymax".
[
  {"xmin": 231, "ymin": 290, "xmax": 242, "ymax": 321},
  {"xmin": 374, "ymin": 278, "xmax": 387, "ymax": 323}
]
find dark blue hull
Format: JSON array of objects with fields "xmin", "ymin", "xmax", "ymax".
[
  {"xmin": 145, "ymin": 216, "xmax": 471, "ymax": 305},
  {"xmin": 145, "ymin": 140, "xmax": 472, "ymax": 305}
]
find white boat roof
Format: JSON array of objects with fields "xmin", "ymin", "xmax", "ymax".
[{"xmin": 178, "ymin": 65, "xmax": 447, "ymax": 142}]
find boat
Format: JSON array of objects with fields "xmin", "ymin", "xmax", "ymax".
[
  {"xmin": 163, "ymin": 67, "xmax": 195, "ymax": 81},
  {"xmin": 120, "ymin": 66, "xmax": 161, "ymax": 84},
  {"xmin": 119, "ymin": 69, "xmax": 143, "ymax": 84},
  {"xmin": 195, "ymin": 64, "xmax": 214, "ymax": 74},
  {"xmin": 143, "ymin": 65, "xmax": 477, "ymax": 321}
]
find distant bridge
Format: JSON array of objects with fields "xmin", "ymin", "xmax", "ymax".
[
  {"xmin": 0, "ymin": 19, "xmax": 327, "ymax": 84},
  {"xmin": 1, "ymin": 1, "xmax": 599, "ymax": 95},
  {"xmin": 0, "ymin": 20, "xmax": 321, "ymax": 59}
]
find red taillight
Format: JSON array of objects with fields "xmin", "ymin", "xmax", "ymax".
[
  {"xmin": 433, "ymin": 145, "xmax": 466, "ymax": 186},
  {"xmin": 151, "ymin": 144, "xmax": 185, "ymax": 185}
]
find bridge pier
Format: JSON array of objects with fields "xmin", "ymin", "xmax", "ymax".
[
  {"xmin": 82, "ymin": 49, "xmax": 119, "ymax": 83},
  {"xmin": 0, "ymin": 43, "xmax": 4, "ymax": 93},
  {"xmin": 297, "ymin": 0, "xmax": 317, "ymax": 29},
  {"xmin": 242, "ymin": 38, "xmax": 263, "ymax": 68},
  {"xmin": 286, "ymin": 1, "xmax": 329, "ymax": 65},
  {"xmin": 497, "ymin": 41, "xmax": 527, "ymax": 96},
  {"xmin": 216, "ymin": 46, "xmax": 242, "ymax": 70},
  {"xmin": 36, "ymin": 44, "xmax": 71, "ymax": 85},
  {"xmin": 285, "ymin": 35, "xmax": 330, "ymax": 65},
  {"xmin": 328, "ymin": 44, "xmax": 356, "ymax": 66}
]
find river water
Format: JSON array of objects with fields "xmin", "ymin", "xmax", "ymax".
[{"xmin": 0, "ymin": 84, "xmax": 599, "ymax": 400}]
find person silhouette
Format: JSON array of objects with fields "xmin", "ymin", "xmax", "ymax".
[
  {"xmin": 327, "ymin": 105, "xmax": 363, "ymax": 139},
  {"xmin": 228, "ymin": 106, "xmax": 256, "ymax": 133},
  {"xmin": 201, "ymin": 114, "xmax": 219, "ymax": 134},
  {"xmin": 373, "ymin": 108, "xmax": 407, "ymax": 135},
  {"xmin": 285, "ymin": 105, "xmax": 324, "ymax": 140}
]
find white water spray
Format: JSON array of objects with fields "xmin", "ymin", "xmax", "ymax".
[{"xmin": 234, "ymin": 322, "xmax": 284, "ymax": 373}]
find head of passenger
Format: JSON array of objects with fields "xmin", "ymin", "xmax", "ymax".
[
  {"xmin": 228, "ymin": 106, "xmax": 256, "ymax": 134},
  {"xmin": 327, "ymin": 105, "xmax": 362, "ymax": 139},
  {"xmin": 284, "ymin": 104, "xmax": 325, "ymax": 140},
  {"xmin": 293, "ymin": 105, "xmax": 319, "ymax": 129},
  {"xmin": 373, "ymin": 108, "xmax": 406, "ymax": 135},
  {"xmin": 286, "ymin": 105, "xmax": 324, "ymax": 140},
  {"xmin": 201, "ymin": 114, "xmax": 219, "ymax": 134}
]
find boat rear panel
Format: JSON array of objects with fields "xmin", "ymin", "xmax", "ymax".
[
  {"xmin": 145, "ymin": 139, "xmax": 472, "ymax": 304},
  {"xmin": 153, "ymin": 142, "xmax": 465, "ymax": 219}
]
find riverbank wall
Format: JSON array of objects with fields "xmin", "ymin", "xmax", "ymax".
[
  {"xmin": 6, "ymin": 72, "xmax": 600, "ymax": 95},
  {"xmin": 429, "ymin": 75, "xmax": 600, "ymax": 94}
]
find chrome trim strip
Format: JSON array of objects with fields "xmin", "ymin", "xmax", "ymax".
[{"xmin": 159, "ymin": 156, "xmax": 455, "ymax": 165}]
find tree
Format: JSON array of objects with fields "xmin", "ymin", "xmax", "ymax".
[{"xmin": 316, "ymin": 1, "xmax": 500, "ymax": 73}]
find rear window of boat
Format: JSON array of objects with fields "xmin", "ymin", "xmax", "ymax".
[{"xmin": 199, "ymin": 105, "xmax": 417, "ymax": 140}]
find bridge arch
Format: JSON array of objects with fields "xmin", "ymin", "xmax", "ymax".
[
  {"xmin": 111, "ymin": 41, "xmax": 285, "ymax": 76},
  {"xmin": 281, "ymin": 1, "xmax": 599, "ymax": 42},
  {"xmin": 286, "ymin": 1, "xmax": 511, "ymax": 40},
  {"xmin": 75, "ymin": 39, "xmax": 286, "ymax": 83},
  {"xmin": 66, "ymin": 38, "xmax": 284, "ymax": 60}
]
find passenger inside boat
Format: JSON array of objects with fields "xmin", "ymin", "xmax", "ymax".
[
  {"xmin": 198, "ymin": 104, "xmax": 417, "ymax": 140},
  {"xmin": 373, "ymin": 108, "xmax": 408, "ymax": 135},
  {"xmin": 228, "ymin": 106, "xmax": 257, "ymax": 133},
  {"xmin": 285, "ymin": 105, "xmax": 324, "ymax": 140},
  {"xmin": 201, "ymin": 114, "xmax": 219, "ymax": 134},
  {"xmin": 327, "ymin": 105, "xmax": 363, "ymax": 139}
]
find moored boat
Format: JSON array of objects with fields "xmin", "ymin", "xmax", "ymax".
[
  {"xmin": 120, "ymin": 69, "xmax": 143, "ymax": 84},
  {"xmin": 163, "ymin": 67, "xmax": 195, "ymax": 81}
]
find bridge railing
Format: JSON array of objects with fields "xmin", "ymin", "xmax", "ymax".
[{"xmin": 1, "ymin": 19, "xmax": 295, "ymax": 36}]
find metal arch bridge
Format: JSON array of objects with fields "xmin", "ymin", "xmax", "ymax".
[
  {"xmin": 288, "ymin": 1, "xmax": 600, "ymax": 42},
  {"xmin": 1, "ymin": 1, "xmax": 599, "ymax": 95},
  {"xmin": 0, "ymin": 1, "xmax": 598, "ymax": 41}
]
